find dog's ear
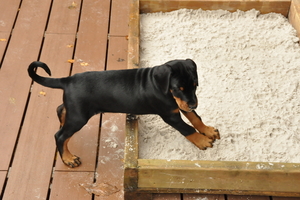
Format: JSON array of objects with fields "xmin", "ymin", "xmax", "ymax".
[
  {"xmin": 185, "ymin": 59, "xmax": 198, "ymax": 86},
  {"xmin": 153, "ymin": 64, "xmax": 172, "ymax": 94}
]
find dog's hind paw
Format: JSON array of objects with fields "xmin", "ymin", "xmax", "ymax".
[{"xmin": 63, "ymin": 155, "xmax": 81, "ymax": 168}]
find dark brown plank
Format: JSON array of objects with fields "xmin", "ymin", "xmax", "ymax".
[
  {"xmin": 153, "ymin": 193, "xmax": 181, "ymax": 200},
  {"xmin": 0, "ymin": 171, "xmax": 7, "ymax": 194},
  {"xmin": 184, "ymin": 194, "xmax": 225, "ymax": 200},
  {"xmin": 94, "ymin": 36, "xmax": 128, "ymax": 200},
  {"xmin": 3, "ymin": 33, "xmax": 76, "ymax": 199},
  {"xmin": 272, "ymin": 197, "xmax": 300, "ymax": 200},
  {"xmin": 72, "ymin": 0, "xmax": 111, "ymax": 72},
  {"xmin": 55, "ymin": 0, "xmax": 111, "ymax": 171},
  {"xmin": 0, "ymin": 0, "xmax": 20, "ymax": 32},
  {"xmin": 110, "ymin": 0, "xmax": 131, "ymax": 36},
  {"xmin": 49, "ymin": 172, "xmax": 94, "ymax": 200},
  {"xmin": 227, "ymin": 195, "xmax": 270, "ymax": 200},
  {"xmin": 0, "ymin": 0, "xmax": 52, "ymax": 171},
  {"xmin": 106, "ymin": 37, "xmax": 129, "ymax": 70},
  {"xmin": 95, "ymin": 113, "xmax": 126, "ymax": 200},
  {"xmin": 46, "ymin": 0, "xmax": 81, "ymax": 34},
  {"xmin": 0, "ymin": 32, "xmax": 10, "ymax": 60}
]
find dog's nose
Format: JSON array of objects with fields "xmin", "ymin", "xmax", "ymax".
[{"xmin": 188, "ymin": 104, "xmax": 197, "ymax": 110}]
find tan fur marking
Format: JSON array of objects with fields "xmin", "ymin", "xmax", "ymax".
[
  {"xmin": 183, "ymin": 111, "xmax": 220, "ymax": 141},
  {"xmin": 185, "ymin": 132, "xmax": 213, "ymax": 150},
  {"xmin": 61, "ymin": 138, "xmax": 81, "ymax": 167}
]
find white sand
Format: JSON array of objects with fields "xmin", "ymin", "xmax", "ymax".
[{"xmin": 138, "ymin": 9, "xmax": 300, "ymax": 163}]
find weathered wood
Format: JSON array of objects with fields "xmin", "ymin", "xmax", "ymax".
[
  {"xmin": 49, "ymin": 172, "xmax": 94, "ymax": 200},
  {"xmin": 72, "ymin": 0, "xmax": 110, "ymax": 72},
  {"xmin": 124, "ymin": 117, "xmax": 139, "ymax": 194},
  {"xmin": 95, "ymin": 113, "xmax": 126, "ymax": 200},
  {"xmin": 153, "ymin": 193, "xmax": 181, "ymax": 200},
  {"xmin": 0, "ymin": 0, "xmax": 20, "ymax": 32},
  {"xmin": 0, "ymin": 171, "xmax": 7, "ymax": 195},
  {"xmin": 110, "ymin": 0, "xmax": 131, "ymax": 36},
  {"xmin": 289, "ymin": 0, "xmax": 300, "ymax": 38},
  {"xmin": 107, "ymin": 37, "xmax": 129, "ymax": 69},
  {"xmin": 124, "ymin": 191, "xmax": 153, "ymax": 200},
  {"xmin": 3, "ymin": 33, "xmax": 75, "ymax": 200},
  {"xmin": 227, "ymin": 195, "xmax": 270, "ymax": 200},
  {"xmin": 140, "ymin": 0, "xmax": 291, "ymax": 16},
  {"xmin": 0, "ymin": 32, "xmax": 10, "ymax": 61},
  {"xmin": 137, "ymin": 159, "xmax": 300, "ymax": 196},
  {"xmin": 0, "ymin": 0, "xmax": 52, "ymax": 171},
  {"xmin": 184, "ymin": 194, "xmax": 225, "ymax": 200},
  {"xmin": 55, "ymin": 0, "xmax": 111, "ymax": 171},
  {"xmin": 127, "ymin": 0, "xmax": 140, "ymax": 69},
  {"xmin": 46, "ymin": 0, "xmax": 81, "ymax": 34}
]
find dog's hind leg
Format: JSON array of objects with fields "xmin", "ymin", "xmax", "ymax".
[
  {"xmin": 54, "ymin": 111, "xmax": 89, "ymax": 168},
  {"xmin": 56, "ymin": 104, "xmax": 66, "ymax": 127}
]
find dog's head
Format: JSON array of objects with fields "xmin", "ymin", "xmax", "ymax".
[{"xmin": 154, "ymin": 59, "xmax": 198, "ymax": 112}]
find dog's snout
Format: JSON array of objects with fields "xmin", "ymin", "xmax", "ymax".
[{"xmin": 188, "ymin": 103, "xmax": 197, "ymax": 110}]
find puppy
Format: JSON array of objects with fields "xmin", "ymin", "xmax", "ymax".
[{"xmin": 28, "ymin": 59, "xmax": 220, "ymax": 167}]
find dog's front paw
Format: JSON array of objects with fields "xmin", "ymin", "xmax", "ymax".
[
  {"xmin": 202, "ymin": 126, "xmax": 220, "ymax": 141},
  {"xmin": 63, "ymin": 155, "xmax": 81, "ymax": 168},
  {"xmin": 185, "ymin": 132, "xmax": 213, "ymax": 150}
]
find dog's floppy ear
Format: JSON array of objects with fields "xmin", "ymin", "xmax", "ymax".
[
  {"xmin": 185, "ymin": 59, "xmax": 198, "ymax": 86},
  {"xmin": 153, "ymin": 64, "xmax": 172, "ymax": 94}
]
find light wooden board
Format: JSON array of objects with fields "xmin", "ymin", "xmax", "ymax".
[
  {"xmin": 49, "ymin": 172, "xmax": 94, "ymax": 200},
  {"xmin": 3, "ymin": 33, "xmax": 75, "ymax": 200},
  {"xmin": 289, "ymin": 0, "xmax": 300, "ymax": 38},
  {"xmin": 0, "ymin": 0, "xmax": 52, "ymax": 171},
  {"xmin": 140, "ymin": 0, "xmax": 291, "ymax": 16}
]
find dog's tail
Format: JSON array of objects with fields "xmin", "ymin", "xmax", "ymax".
[{"xmin": 28, "ymin": 61, "xmax": 64, "ymax": 89}]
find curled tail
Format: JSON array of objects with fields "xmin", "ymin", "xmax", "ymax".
[{"xmin": 28, "ymin": 61, "xmax": 64, "ymax": 89}]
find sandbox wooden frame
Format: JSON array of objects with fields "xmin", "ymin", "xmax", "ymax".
[{"xmin": 124, "ymin": 0, "xmax": 300, "ymax": 199}]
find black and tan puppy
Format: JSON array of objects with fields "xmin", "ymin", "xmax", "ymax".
[{"xmin": 28, "ymin": 59, "xmax": 220, "ymax": 168}]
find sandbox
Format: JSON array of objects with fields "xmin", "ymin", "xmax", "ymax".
[{"xmin": 124, "ymin": 0, "xmax": 300, "ymax": 199}]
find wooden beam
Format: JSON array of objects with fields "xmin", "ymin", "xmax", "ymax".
[
  {"xmin": 140, "ymin": 0, "xmax": 291, "ymax": 16},
  {"xmin": 289, "ymin": 0, "xmax": 300, "ymax": 38}
]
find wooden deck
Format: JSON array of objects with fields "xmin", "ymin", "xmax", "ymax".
[{"xmin": 0, "ymin": 0, "xmax": 299, "ymax": 199}]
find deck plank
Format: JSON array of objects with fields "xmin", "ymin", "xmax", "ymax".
[
  {"xmin": 94, "ymin": 36, "xmax": 128, "ymax": 200},
  {"xmin": 0, "ymin": 0, "xmax": 52, "ymax": 171},
  {"xmin": 109, "ymin": 0, "xmax": 131, "ymax": 36},
  {"xmin": 72, "ymin": 0, "xmax": 111, "ymax": 71},
  {"xmin": 49, "ymin": 172, "xmax": 94, "ymax": 200},
  {"xmin": 46, "ymin": 0, "xmax": 81, "ymax": 34},
  {"xmin": 2, "ymin": 33, "xmax": 75, "ymax": 199},
  {"xmin": 0, "ymin": 0, "xmax": 20, "ymax": 32},
  {"xmin": 54, "ymin": 0, "xmax": 111, "ymax": 172},
  {"xmin": 0, "ymin": 32, "xmax": 10, "ymax": 61},
  {"xmin": 0, "ymin": 171, "xmax": 7, "ymax": 195},
  {"xmin": 95, "ymin": 113, "xmax": 126, "ymax": 200}
]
